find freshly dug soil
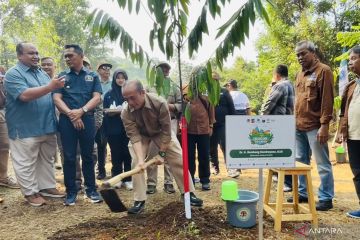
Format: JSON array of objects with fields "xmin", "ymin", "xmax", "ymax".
[{"xmin": 50, "ymin": 202, "xmax": 273, "ymax": 240}]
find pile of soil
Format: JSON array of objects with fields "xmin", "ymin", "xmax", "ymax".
[{"xmin": 49, "ymin": 202, "xmax": 273, "ymax": 240}]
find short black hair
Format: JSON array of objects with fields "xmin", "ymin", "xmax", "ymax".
[
  {"xmin": 350, "ymin": 45, "xmax": 360, "ymax": 55},
  {"xmin": 16, "ymin": 42, "xmax": 29, "ymax": 56},
  {"xmin": 296, "ymin": 40, "xmax": 316, "ymax": 53},
  {"xmin": 64, "ymin": 44, "xmax": 84, "ymax": 56},
  {"xmin": 275, "ymin": 64, "xmax": 288, "ymax": 78}
]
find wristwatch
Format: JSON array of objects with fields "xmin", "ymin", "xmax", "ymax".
[
  {"xmin": 82, "ymin": 106, "xmax": 88, "ymax": 113},
  {"xmin": 158, "ymin": 151, "xmax": 166, "ymax": 158}
]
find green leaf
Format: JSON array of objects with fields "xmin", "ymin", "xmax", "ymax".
[
  {"xmin": 155, "ymin": 67, "xmax": 165, "ymax": 95},
  {"xmin": 208, "ymin": 0, "xmax": 217, "ymax": 19},
  {"xmin": 139, "ymin": 47, "xmax": 144, "ymax": 67},
  {"xmin": 206, "ymin": 61, "xmax": 212, "ymax": 83},
  {"xmin": 146, "ymin": 60, "xmax": 151, "ymax": 81},
  {"xmin": 200, "ymin": 7, "xmax": 208, "ymax": 34},
  {"xmin": 136, "ymin": 0, "xmax": 140, "ymax": 14},
  {"xmin": 117, "ymin": 0, "xmax": 127, "ymax": 9},
  {"xmin": 184, "ymin": 103, "xmax": 191, "ymax": 123},
  {"xmin": 216, "ymin": 8, "xmax": 241, "ymax": 39},
  {"xmin": 180, "ymin": 0, "xmax": 189, "ymax": 14},
  {"xmin": 162, "ymin": 76, "xmax": 171, "ymax": 97},
  {"xmin": 149, "ymin": 29, "xmax": 155, "ymax": 50},
  {"xmin": 86, "ymin": 9, "xmax": 98, "ymax": 27},
  {"xmin": 157, "ymin": 28, "xmax": 165, "ymax": 53},
  {"xmin": 127, "ymin": 0, "xmax": 132, "ymax": 13},
  {"xmin": 180, "ymin": 10, "xmax": 188, "ymax": 36},
  {"xmin": 149, "ymin": 66, "xmax": 156, "ymax": 87}
]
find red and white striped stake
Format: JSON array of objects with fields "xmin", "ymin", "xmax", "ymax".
[{"xmin": 181, "ymin": 116, "xmax": 191, "ymax": 219}]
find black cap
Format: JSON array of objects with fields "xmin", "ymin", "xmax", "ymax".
[{"xmin": 227, "ymin": 79, "xmax": 238, "ymax": 88}]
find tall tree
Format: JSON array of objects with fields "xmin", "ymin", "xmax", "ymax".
[
  {"xmin": 0, "ymin": 0, "xmax": 108, "ymax": 69},
  {"xmin": 87, "ymin": 0, "xmax": 272, "ymax": 105}
]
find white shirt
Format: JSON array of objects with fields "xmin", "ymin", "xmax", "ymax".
[{"xmin": 229, "ymin": 90, "xmax": 250, "ymax": 110}]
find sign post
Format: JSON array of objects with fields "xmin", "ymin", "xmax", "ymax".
[{"xmin": 226, "ymin": 115, "xmax": 295, "ymax": 239}]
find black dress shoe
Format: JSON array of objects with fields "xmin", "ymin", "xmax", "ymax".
[
  {"xmin": 201, "ymin": 183, "xmax": 211, "ymax": 191},
  {"xmin": 127, "ymin": 201, "xmax": 145, "ymax": 214},
  {"xmin": 316, "ymin": 200, "xmax": 333, "ymax": 211},
  {"xmin": 287, "ymin": 195, "xmax": 308, "ymax": 203},
  {"xmin": 190, "ymin": 192, "xmax": 203, "ymax": 207},
  {"xmin": 146, "ymin": 185, "xmax": 157, "ymax": 194},
  {"xmin": 164, "ymin": 184, "xmax": 175, "ymax": 194}
]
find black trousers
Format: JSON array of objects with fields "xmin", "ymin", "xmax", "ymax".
[
  {"xmin": 107, "ymin": 133, "xmax": 132, "ymax": 182},
  {"xmin": 95, "ymin": 125, "xmax": 107, "ymax": 174},
  {"xmin": 347, "ymin": 139, "xmax": 360, "ymax": 203},
  {"xmin": 188, "ymin": 134, "xmax": 210, "ymax": 184},
  {"xmin": 210, "ymin": 125, "xmax": 226, "ymax": 168}
]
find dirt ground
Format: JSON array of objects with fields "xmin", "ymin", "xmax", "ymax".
[{"xmin": 0, "ymin": 147, "xmax": 359, "ymax": 240}]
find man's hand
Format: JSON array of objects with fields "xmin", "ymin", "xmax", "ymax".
[
  {"xmin": 136, "ymin": 160, "xmax": 146, "ymax": 171},
  {"xmin": 67, "ymin": 109, "xmax": 84, "ymax": 122},
  {"xmin": 317, "ymin": 124, "xmax": 329, "ymax": 145},
  {"xmin": 153, "ymin": 154, "xmax": 164, "ymax": 165},
  {"xmin": 168, "ymin": 104, "xmax": 175, "ymax": 112},
  {"xmin": 47, "ymin": 76, "xmax": 65, "ymax": 91},
  {"xmin": 72, "ymin": 119, "xmax": 85, "ymax": 130},
  {"xmin": 335, "ymin": 133, "xmax": 345, "ymax": 144},
  {"xmin": 209, "ymin": 127, "xmax": 213, "ymax": 137}
]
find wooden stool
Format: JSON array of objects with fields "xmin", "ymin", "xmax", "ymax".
[{"xmin": 263, "ymin": 162, "xmax": 318, "ymax": 232}]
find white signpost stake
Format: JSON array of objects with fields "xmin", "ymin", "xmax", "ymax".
[
  {"xmin": 258, "ymin": 168, "xmax": 263, "ymax": 240},
  {"xmin": 226, "ymin": 115, "xmax": 295, "ymax": 239}
]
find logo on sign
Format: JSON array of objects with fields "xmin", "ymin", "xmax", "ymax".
[
  {"xmin": 249, "ymin": 127, "xmax": 273, "ymax": 145},
  {"xmin": 237, "ymin": 207, "xmax": 251, "ymax": 221}
]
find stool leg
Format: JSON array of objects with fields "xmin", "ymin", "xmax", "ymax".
[
  {"xmin": 306, "ymin": 171, "xmax": 318, "ymax": 227},
  {"xmin": 274, "ymin": 171, "xmax": 285, "ymax": 232},
  {"xmin": 292, "ymin": 174, "xmax": 299, "ymax": 214},
  {"xmin": 263, "ymin": 170, "xmax": 273, "ymax": 216}
]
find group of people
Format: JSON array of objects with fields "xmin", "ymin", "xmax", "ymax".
[{"xmin": 0, "ymin": 40, "xmax": 359, "ymax": 219}]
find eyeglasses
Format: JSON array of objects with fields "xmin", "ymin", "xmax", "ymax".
[{"xmin": 99, "ymin": 66, "xmax": 111, "ymax": 71}]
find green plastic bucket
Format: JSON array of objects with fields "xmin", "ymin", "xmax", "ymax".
[
  {"xmin": 221, "ymin": 180, "xmax": 238, "ymax": 201},
  {"xmin": 335, "ymin": 146, "xmax": 346, "ymax": 163}
]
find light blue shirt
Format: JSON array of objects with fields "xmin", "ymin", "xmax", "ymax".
[
  {"xmin": 100, "ymin": 79, "xmax": 112, "ymax": 99},
  {"xmin": 4, "ymin": 62, "xmax": 57, "ymax": 139}
]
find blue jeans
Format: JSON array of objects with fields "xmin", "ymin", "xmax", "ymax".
[
  {"xmin": 59, "ymin": 114, "xmax": 96, "ymax": 194},
  {"xmin": 296, "ymin": 129, "xmax": 334, "ymax": 201}
]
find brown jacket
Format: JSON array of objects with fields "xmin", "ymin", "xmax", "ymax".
[
  {"xmin": 339, "ymin": 80, "xmax": 357, "ymax": 140},
  {"xmin": 121, "ymin": 93, "xmax": 172, "ymax": 145},
  {"xmin": 187, "ymin": 96, "xmax": 216, "ymax": 135},
  {"xmin": 295, "ymin": 61, "xmax": 334, "ymax": 131}
]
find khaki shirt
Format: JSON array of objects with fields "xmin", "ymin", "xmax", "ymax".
[
  {"xmin": 121, "ymin": 93, "xmax": 171, "ymax": 145},
  {"xmin": 166, "ymin": 82, "xmax": 182, "ymax": 119},
  {"xmin": 295, "ymin": 61, "xmax": 334, "ymax": 131}
]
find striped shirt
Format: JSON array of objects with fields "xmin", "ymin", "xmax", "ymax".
[{"xmin": 261, "ymin": 78, "xmax": 294, "ymax": 115}]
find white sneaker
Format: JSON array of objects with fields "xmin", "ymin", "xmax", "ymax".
[
  {"xmin": 283, "ymin": 185, "xmax": 292, "ymax": 192},
  {"xmin": 272, "ymin": 175, "xmax": 278, "ymax": 182},
  {"xmin": 227, "ymin": 169, "xmax": 240, "ymax": 178},
  {"xmin": 114, "ymin": 181, "xmax": 122, "ymax": 189},
  {"xmin": 122, "ymin": 181, "xmax": 133, "ymax": 191}
]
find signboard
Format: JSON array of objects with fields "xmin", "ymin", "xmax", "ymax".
[{"xmin": 226, "ymin": 115, "xmax": 295, "ymax": 169}]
